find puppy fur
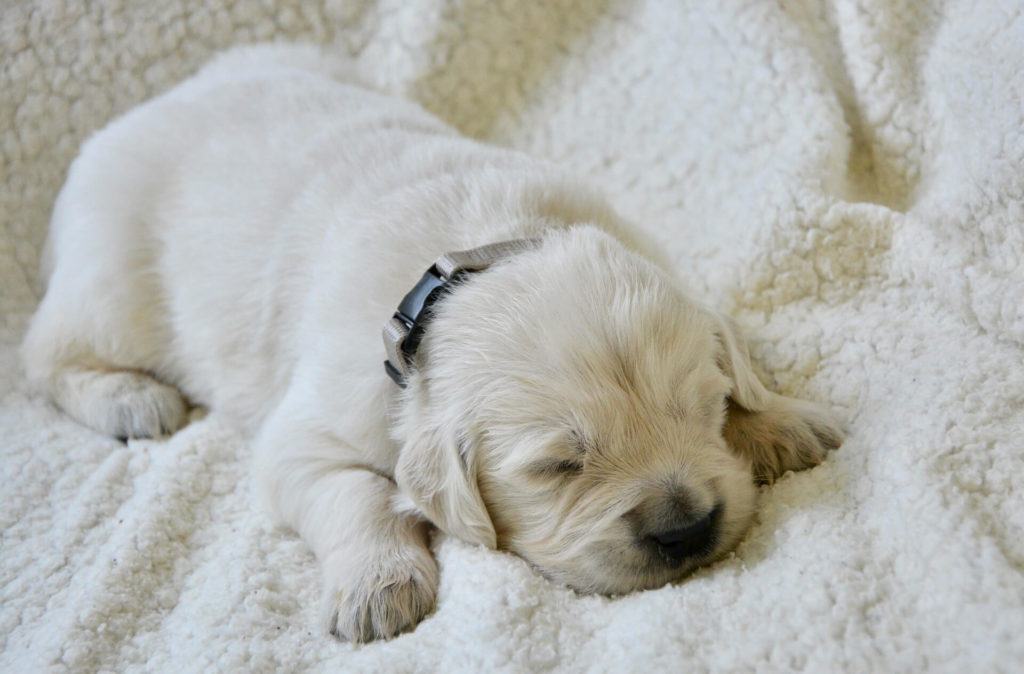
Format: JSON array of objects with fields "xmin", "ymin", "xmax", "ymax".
[{"xmin": 21, "ymin": 45, "xmax": 842, "ymax": 642}]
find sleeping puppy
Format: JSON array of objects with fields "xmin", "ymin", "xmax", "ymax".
[{"xmin": 21, "ymin": 45, "xmax": 842, "ymax": 642}]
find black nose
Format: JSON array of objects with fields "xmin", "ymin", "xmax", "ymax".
[{"xmin": 648, "ymin": 504, "xmax": 722, "ymax": 563}]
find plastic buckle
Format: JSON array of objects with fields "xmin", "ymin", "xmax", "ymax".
[{"xmin": 383, "ymin": 266, "xmax": 457, "ymax": 387}]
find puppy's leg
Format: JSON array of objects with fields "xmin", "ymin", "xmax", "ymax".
[
  {"xmin": 22, "ymin": 136, "xmax": 188, "ymax": 439},
  {"xmin": 255, "ymin": 415, "xmax": 438, "ymax": 642},
  {"xmin": 714, "ymin": 315, "xmax": 843, "ymax": 482},
  {"xmin": 314, "ymin": 470, "xmax": 437, "ymax": 642}
]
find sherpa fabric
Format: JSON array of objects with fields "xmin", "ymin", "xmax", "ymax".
[{"xmin": 2, "ymin": 1, "xmax": 1023, "ymax": 672}]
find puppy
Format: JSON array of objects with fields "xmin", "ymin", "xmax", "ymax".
[{"xmin": 21, "ymin": 45, "xmax": 842, "ymax": 642}]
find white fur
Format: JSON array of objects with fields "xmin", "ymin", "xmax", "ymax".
[{"xmin": 21, "ymin": 45, "xmax": 842, "ymax": 642}]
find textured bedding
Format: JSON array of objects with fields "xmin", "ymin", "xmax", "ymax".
[{"xmin": 2, "ymin": 1, "xmax": 1024, "ymax": 671}]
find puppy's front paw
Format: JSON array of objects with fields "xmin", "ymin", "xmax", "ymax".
[
  {"xmin": 723, "ymin": 396, "xmax": 843, "ymax": 483},
  {"xmin": 323, "ymin": 551, "xmax": 438, "ymax": 642}
]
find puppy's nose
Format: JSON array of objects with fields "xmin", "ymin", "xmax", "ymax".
[{"xmin": 648, "ymin": 504, "xmax": 721, "ymax": 562}]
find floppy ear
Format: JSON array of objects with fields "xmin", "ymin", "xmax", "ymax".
[
  {"xmin": 712, "ymin": 313, "xmax": 773, "ymax": 414},
  {"xmin": 394, "ymin": 426, "xmax": 497, "ymax": 549},
  {"xmin": 712, "ymin": 313, "xmax": 844, "ymax": 483}
]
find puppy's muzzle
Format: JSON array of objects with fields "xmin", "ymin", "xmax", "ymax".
[
  {"xmin": 647, "ymin": 504, "xmax": 722, "ymax": 565},
  {"xmin": 627, "ymin": 486, "xmax": 723, "ymax": 566}
]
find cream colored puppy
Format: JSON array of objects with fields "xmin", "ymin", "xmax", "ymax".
[{"xmin": 22, "ymin": 45, "xmax": 842, "ymax": 642}]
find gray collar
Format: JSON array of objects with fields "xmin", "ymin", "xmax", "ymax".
[{"xmin": 382, "ymin": 239, "xmax": 539, "ymax": 387}]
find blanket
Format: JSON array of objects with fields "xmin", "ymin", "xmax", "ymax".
[{"xmin": 3, "ymin": 1, "xmax": 1023, "ymax": 671}]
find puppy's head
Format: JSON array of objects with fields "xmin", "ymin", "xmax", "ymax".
[{"xmin": 393, "ymin": 227, "xmax": 758, "ymax": 593}]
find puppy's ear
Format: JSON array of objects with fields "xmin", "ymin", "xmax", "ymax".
[
  {"xmin": 713, "ymin": 313, "xmax": 844, "ymax": 482},
  {"xmin": 394, "ymin": 427, "xmax": 497, "ymax": 549},
  {"xmin": 712, "ymin": 314, "xmax": 773, "ymax": 414}
]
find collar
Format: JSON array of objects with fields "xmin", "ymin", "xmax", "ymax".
[{"xmin": 382, "ymin": 239, "xmax": 539, "ymax": 387}]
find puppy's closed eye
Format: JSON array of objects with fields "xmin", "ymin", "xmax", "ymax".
[{"xmin": 529, "ymin": 457, "xmax": 585, "ymax": 479}]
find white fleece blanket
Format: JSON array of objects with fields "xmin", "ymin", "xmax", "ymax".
[{"xmin": 3, "ymin": 1, "xmax": 1023, "ymax": 671}]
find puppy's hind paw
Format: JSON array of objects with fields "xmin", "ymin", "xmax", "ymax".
[
  {"xmin": 323, "ymin": 556, "xmax": 438, "ymax": 642},
  {"xmin": 52, "ymin": 367, "xmax": 188, "ymax": 439}
]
